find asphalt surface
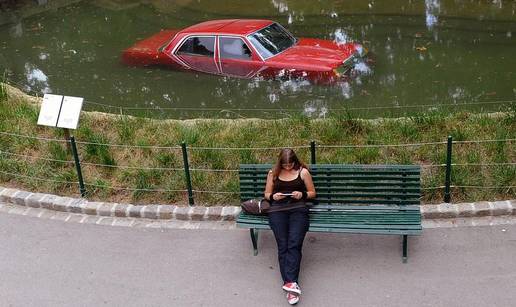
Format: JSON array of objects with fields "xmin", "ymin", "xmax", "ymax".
[{"xmin": 1, "ymin": 210, "xmax": 516, "ymax": 307}]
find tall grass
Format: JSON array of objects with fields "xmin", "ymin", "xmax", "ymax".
[
  {"xmin": 0, "ymin": 82, "xmax": 6, "ymax": 103},
  {"xmin": 0, "ymin": 90, "xmax": 514, "ymax": 205}
]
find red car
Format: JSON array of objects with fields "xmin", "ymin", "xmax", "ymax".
[{"xmin": 122, "ymin": 19, "xmax": 367, "ymax": 83}]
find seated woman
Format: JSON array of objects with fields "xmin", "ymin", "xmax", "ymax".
[{"xmin": 264, "ymin": 148, "xmax": 316, "ymax": 305}]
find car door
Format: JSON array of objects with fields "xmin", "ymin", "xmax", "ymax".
[
  {"xmin": 175, "ymin": 36, "xmax": 219, "ymax": 75},
  {"xmin": 218, "ymin": 36, "xmax": 263, "ymax": 78}
]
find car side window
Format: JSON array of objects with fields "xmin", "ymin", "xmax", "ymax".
[
  {"xmin": 219, "ymin": 37, "xmax": 252, "ymax": 60},
  {"xmin": 177, "ymin": 36, "xmax": 215, "ymax": 57}
]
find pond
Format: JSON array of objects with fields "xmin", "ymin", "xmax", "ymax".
[{"xmin": 1, "ymin": 0, "xmax": 515, "ymax": 119}]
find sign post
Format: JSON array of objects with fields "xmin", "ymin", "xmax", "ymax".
[{"xmin": 37, "ymin": 94, "xmax": 85, "ymax": 196}]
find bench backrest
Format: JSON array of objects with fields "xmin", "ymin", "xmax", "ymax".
[{"xmin": 239, "ymin": 164, "xmax": 421, "ymax": 207}]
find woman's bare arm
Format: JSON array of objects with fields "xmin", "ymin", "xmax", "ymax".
[
  {"xmin": 301, "ymin": 168, "xmax": 316, "ymax": 199},
  {"xmin": 264, "ymin": 170, "xmax": 274, "ymax": 201}
]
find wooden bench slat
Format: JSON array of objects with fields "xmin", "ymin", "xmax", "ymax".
[
  {"xmin": 240, "ymin": 190, "xmax": 421, "ymax": 197},
  {"xmin": 313, "ymin": 192, "xmax": 421, "ymax": 197},
  {"xmin": 237, "ymin": 221, "xmax": 422, "ymax": 232},
  {"xmin": 240, "ymin": 164, "xmax": 420, "ymax": 170},
  {"xmin": 239, "ymin": 219, "xmax": 421, "ymax": 226},
  {"xmin": 241, "ymin": 185, "xmax": 421, "ymax": 191},
  {"xmin": 237, "ymin": 224, "xmax": 422, "ymax": 235},
  {"xmin": 241, "ymin": 181, "xmax": 421, "ymax": 187},
  {"xmin": 239, "ymin": 213, "xmax": 420, "ymax": 221},
  {"xmin": 310, "ymin": 199, "xmax": 420, "ymax": 205},
  {"xmin": 310, "ymin": 204, "xmax": 421, "ymax": 210},
  {"xmin": 241, "ymin": 174, "xmax": 421, "ymax": 180}
]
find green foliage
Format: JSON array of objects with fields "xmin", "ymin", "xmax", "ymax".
[
  {"xmin": 501, "ymin": 103, "xmax": 516, "ymax": 125},
  {"xmin": 354, "ymin": 147, "xmax": 380, "ymax": 164},
  {"xmin": 135, "ymin": 139, "xmax": 152, "ymax": 157},
  {"xmin": 333, "ymin": 110, "xmax": 369, "ymax": 135},
  {"xmin": 397, "ymin": 121, "xmax": 419, "ymax": 139},
  {"xmin": 14, "ymin": 103, "xmax": 38, "ymax": 122},
  {"xmin": 51, "ymin": 169, "xmax": 77, "ymax": 191},
  {"xmin": 0, "ymin": 91, "xmax": 514, "ymax": 204},
  {"xmin": 449, "ymin": 127, "xmax": 468, "ymax": 142},
  {"xmin": 48, "ymin": 141, "xmax": 69, "ymax": 167},
  {"xmin": 115, "ymin": 115, "xmax": 136, "ymax": 142},
  {"xmin": 156, "ymin": 152, "xmax": 179, "ymax": 167},
  {"xmin": 411, "ymin": 110, "xmax": 446, "ymax": 131},
  {"xmin": 80, "ymin": 127, "xmax": 116, "ymax": 166},
  {"xmin": 132, "ymin": 170, "xmax": 153, "ymax": 199},
  {"xmin": 466, "ymin": 149, "xmax": 480, "ymax": 164},
  {"xmin": 178, "ymin": 125, "xmax": 200, "ymax": 144},
  {"xmin": 89, "ymin": 178, "xmax": 109, "ymax": 198},
  {"xmin": 492, "ymin": 165, "xmax": 516, "ymax": 194},
  {"xmin": 0, "ymin": 82, "xmax": 6, "ymax": 102},
  {"xmin": 195, "ymin": 147, "xmax": 226, "ymax": 170},
  {"xmin": 239, "ymin": 149, "xmax": 257, "ymax": 164}
]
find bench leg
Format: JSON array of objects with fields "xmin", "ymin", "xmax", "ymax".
[
  {"xmin": 402, "ymin": 235, "xmax": 408, "ymax": 263},
  {"xmin": 250, "ymin": 228, "xmax": 259, "ymax": 256}
]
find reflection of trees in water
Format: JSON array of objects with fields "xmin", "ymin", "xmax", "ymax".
[
  {"xmin": 0, "ymin": 0, "xmax": 27, "ymax": 11},
  {"xmin": 92, "ymin": 0, "xmax": 195, "ymax": 11},
  {"xmin": 0, "ymin": 0, "xmax": 82, "ymax": 26},
  {"xmin": 24, "ymin": 62, "xmax": 51, "ymax": 94},
  {"xmin": 425, "ymin": 0, "xmax": 440, "ymax": 30}
]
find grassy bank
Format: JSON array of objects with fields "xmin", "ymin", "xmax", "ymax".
[{"xmin": 0, "ymin": 83, "xmax": 514, "ymax": 205}]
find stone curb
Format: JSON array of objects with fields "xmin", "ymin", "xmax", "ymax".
[
  {"xmin": 0, "ymin": 186, "xmax": 514, "ymax": 221},
  {"xmin": 0, "ymin": 186, "xmax": 239, "ymax": 222}
]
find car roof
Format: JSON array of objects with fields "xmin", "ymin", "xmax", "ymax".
[{"xmin": 180, "ymin": 19, "xmax": 274, "ymax": 36}]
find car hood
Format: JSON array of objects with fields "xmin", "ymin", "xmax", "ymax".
[{"xmin": 266, "ymin": 38, "xmax": 358, "ymax": 70}]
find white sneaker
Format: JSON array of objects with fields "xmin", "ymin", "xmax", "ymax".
[
  {"xmin": 287, "ymin": 292, "xmax": 300, "ymax": 305},
  {"xmin": 282, "ymin": 282, "xmax": 301, "ymax": 294}
]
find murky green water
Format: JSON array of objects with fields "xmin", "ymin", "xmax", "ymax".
[{"xmin": 1, "ymin": 0, "xmax": 515, "ymax": 118}]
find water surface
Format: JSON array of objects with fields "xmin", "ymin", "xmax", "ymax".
[{"xmin": 1, "ymin": 0, "xmax": 515, "ymax": 118}]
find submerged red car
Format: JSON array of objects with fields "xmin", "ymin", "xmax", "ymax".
[{"xmin": 122, "ymin": 19, "xmax": 368, "ymax": 83}]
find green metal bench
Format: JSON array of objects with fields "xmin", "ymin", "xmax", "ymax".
[{"xmin": 236, "ymin": 164, "xmax": 422, "ymax": 263}]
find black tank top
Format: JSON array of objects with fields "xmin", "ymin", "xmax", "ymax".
[{"xmin": 272, "ymin": 168, "xmax": 307, "ymax": 205}]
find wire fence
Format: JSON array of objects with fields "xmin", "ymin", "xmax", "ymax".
[
  {"xmin": 0, "ymin": 149, "xmax": 75, "ymax": 164},
  {"xmin": 0, "ymin": 170, "xmax": 79, "ymax": 185},
  {"xmin": 1, "ymin": 128, "xmax": 514, "ymax": 204},
  {"xmin": 82, "ymin": 182, "xmax": 187, "ymax": 193},
  {"xmin": 0, "ymin": 131, "xmax": 68, "ymax": 143},
  {"xmin": 2, "ymin": 129, "xmax": 514, "ymax": 150},
  {"xmin": 2, "ymin": 80, "xmax": 515, "ymax": 200}
]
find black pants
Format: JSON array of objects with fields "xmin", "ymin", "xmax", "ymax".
[{"xmin": 268, "ymin": 207, "xmax": 310, "ymax": 283}]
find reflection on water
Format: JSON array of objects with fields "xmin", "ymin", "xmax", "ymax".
[
  {"xmin": 24, "ymin": 62, "xmax": 50, "ymax": 93},
  {"xmin": 0, "ymin": 0, "xmax": 515, "ymax": 118},
  {"xmin": 425, "ymin": 0, "xmax": 440, "ymax": 30}
]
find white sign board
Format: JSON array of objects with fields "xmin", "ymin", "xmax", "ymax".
[
  {"xmin": 57, "ymin": 96, "xmax": 83, "ymax": 129},
  {"xmin": 37, "ymin": 94, "xmax": 63, "ymax": 127},
  {"xmin": 37, "ymin": 94, "xmax": 83, "ymax": 130}
]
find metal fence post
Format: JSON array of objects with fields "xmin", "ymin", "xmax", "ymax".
[
  {"xmin": 310, "ymin": 140, "xmax": 316, "ymax": 164},
  {"xmin": 444, "ymin": 136, "xmax": 453, "ymax": 203},
  {"xmin": 181, "ymin": 141, "xmax": 194, "ymax": 205},
  {"xmin": 70, "ymin": 136, "xmax": 86, "ymax": 197}
]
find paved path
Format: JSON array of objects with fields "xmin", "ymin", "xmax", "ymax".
[{"xmin": 1, "ymin": 208, "xmax": 516, "ymax": 306}]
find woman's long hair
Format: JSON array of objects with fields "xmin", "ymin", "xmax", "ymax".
[{"xmin": 271, "ymin": 148, "xmax": 309, "ymax": 180}]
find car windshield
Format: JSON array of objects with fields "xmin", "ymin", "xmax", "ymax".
[{"xmin": 247, "ymin": 23, "xmax": 296, "ymax": 60}]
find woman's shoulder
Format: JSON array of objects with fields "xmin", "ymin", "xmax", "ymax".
[{"xmin": 299, "ymin": 167, "xmax": 311, "ymax": 178}]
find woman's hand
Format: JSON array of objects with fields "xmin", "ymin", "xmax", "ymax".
[
  {"xmin": 272, "ymin": 193, "xmax": 286, "ymax": 201},
  {"xmin": 291, "ymin": 191, "xmax": 303, "ymax": 200}
]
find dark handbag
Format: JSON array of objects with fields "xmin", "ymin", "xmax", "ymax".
[{"xmin": 241, "ymin": 198, "xmax": 271, "ymax": 215}]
